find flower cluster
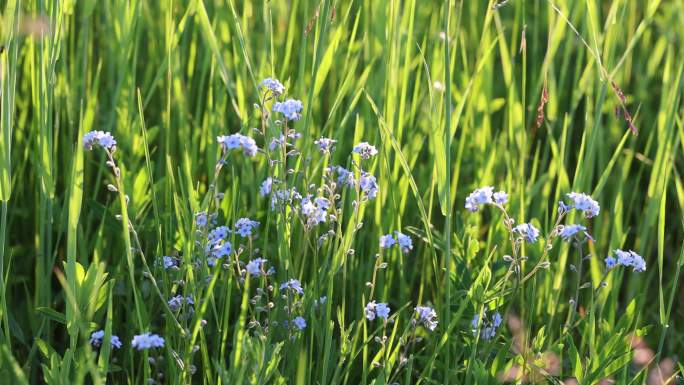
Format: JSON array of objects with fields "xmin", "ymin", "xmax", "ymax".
[
  {"xmin": 217, "ymin": 133, "xmax": 259, "ymax": 157},
  {"xmin": 327, "ymin": 166, "xmax": 355, "ymax": 188},
  {"xmin": 352, "ymin": 142, "xmax": 378, "ymax": 159},
  {"xmin": 245, "ymin": 258, "xmax": 273, "ymax": 277},
  {"xmin": 83, "ymin": 130, "xmax": 117, "ymax": 150},
  {"xmin": 314, "ymin": 137, "xmax": 337, "ymax": 154},
  {"xmin": 471, "ymin": 310, "xmax": 503, "ymax": 341},
  {"xmin": 512, "ymin": 223, "xmax": 540, "ymax": 243},
  {"xmin": 234, "ymin": 218, "xmax": 260, "ymax": 237},
  {"xmin": 280, "ymin": 279, "xmax": 304, "ymax": 295},
  {"xmin": 260, "ymin": 77, "xmax": 285, "ymax": 96},
  {"xmin": 379, "ymin": 231, "xmax": 413, "ymax": 253},
  {"xmin": 560, "ymin": 192, "xmax": 600, "ymax": 218},
  {"xmin": 365, "ymin": 301, "xmax": 391, "ymax": 321},
  {"xmin": 605, "ymin": 249, "xmax": 646, "ymax": 272},
  {"xmin": 559, "ymin": 224, "xmax": 593, "ymax": 241},
  {"xmin": 167, "ymin": 295, "xmax": 195, "ymax": 312},
  {"xmin": 464, "ymin": 186, "xmax": 508, "ymax": 212},
  {"xmin": 205, "ymin": 226, "xmax": 232, "ymax": 266},
  {"xmin": 359, "ymin": 172, "xmax": 379, "ymax": 200},
  {"xmin": 414, "ymin": 306, "xmax": 438, "ymax": 331},
  {"xmin": 131, "ymin": 332, "xmax": 165, "ymax": 350},
  {"xmin": 259, "ymin": 177, "xmax": 273, "ymax": 196},
  {"xmin": 89, "ymin": 330, "xmax": 122, "ymax": 349},
  {"xmin": 273, "ymin": 99, "xmax": 303, "ymax": 121},
  {"xmin": 300, "ymin": 196, "xmax": 330, "ymax": 227}
]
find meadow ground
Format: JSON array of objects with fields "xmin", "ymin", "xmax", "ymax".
[{"xmin": 0, "ymin": 0, "xmax": 683, "ymax": 384}]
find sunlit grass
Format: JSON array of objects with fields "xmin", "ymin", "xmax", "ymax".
[{"xmin": 0, "ymin": 0, "xmax": 683, "ymax": 384}]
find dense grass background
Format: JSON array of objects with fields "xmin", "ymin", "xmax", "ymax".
[{"xmin": 0, "ymin": 0, "xmax": 683, "ymax": 383}]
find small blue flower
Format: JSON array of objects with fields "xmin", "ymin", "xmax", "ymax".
[
  {"xmin": 512, "ymin": 223, "xmax": 540, "ymax": 243},
  {"xmin": 260, "ymin": 77, "xmax": 285, "ymax": 96},
  {"xmin": 234, "ymin": 218, "xmax": 259, "ymax": 237},
  {"xmin": 300, "ymin": 196, "xmax": 328, "ymax": 226},
  {"xmin": 564, "ymin": 192, "xmax": 600, "ymax": 218},
  {"xmin": 604, "ymin": 256, "xmax": 617, "ymax": 269},
  {"xmin": 273, "ymin": 99, "xmax": 303, "ymax": 121},
  {"xmin": 493, "ymin": 191, "xmax": 508, "ymax": 205},
  {"xmin": 162, "ymin": 256, "xmax": 178, "ymax": 270},
  {"xmin": 131, "ymin": 333, "xmax": 165, "ymax": 350},
  {"xmin": 260, "ymin": 177, "xmax": 273, "ymax": 196},
  {"xmin": 359, "ymin": 172, "xmax": 378, "ymax": 199},
  {"xmin": 471, "ymin": 310, "xmax": 502, "ymax": 341},
  {"xmin": 280, "ymin": 279, "xmax": 304, "ymax": 295},
  {"xmin": 327, "ymin": 166, "xmax": 355, "ymax": 187},
  {"xmin": 90, "ymin": 330, "xmax": 122, "ymax": 349},
  {"xmin": 352, "ymin": 142, "xmax": 378, "ymax": 159},
  {"xmin": 245, "ymin": 258, "xmax": 268, "ymax": 277},
  {"xmin": 415, "ymin": 306, "xmax": 438, "ymax": 331},
  {"xmin": 465, "ymin": 187, "xmax": 494, "ymax": 212},
  {"xmin": 395, "ymin": 232, "xmax": 413, "ymax": 253},
  {"xmin": 211, "ymin": 242, "xmax": 232, "ymax": 258},
  {"xmin": 559, "ymin": 224, "xmax": 593, "ymax": 241},
  {"xmin": 375, "ymin": 303, "xmax": 390, "ymax": 319},
  {"xmin": 208, "ymin": 226, "xmax": 230, "ymax": 245},
  {"xmin": 217, "ymin": 134, "xmax": 259, "ymax": 157},
  {"xmin": 195, "ymin": 212, "xmax": 208, "ymax": 228},
  {"xmin": 168, "ymin": 295, "xmax": 194, "ymax": 312},
  {"xmin": 314, "ymin": 137, "xmax": 337, "ymax": 154},
  {"xmin": 613, "ymin": 249, "xmax": 646, "ymax": 272},
  {"xmin": 293, "ymin": 316, "xmax": 307, "ymax": 330},
  {"xmin": 379, "ymin": 234, "xmax": 396, "ymax": 249},
  {"xmin": 83, "ymin": 131, "xmax": 117, "ymax": 150}
]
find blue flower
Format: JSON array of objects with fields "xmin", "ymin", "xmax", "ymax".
[
  {"xmin": 352, "ymin": 142, "xmax": 378, "ymax": 159},
  {"xmin": 415, "ymin": 306, "xmax": 438, "ymax": 331},
  {"xmin": 559, "ymin": 224, "xmax": 593, "ymax": 241},
  {"xmin": 208, "ymin": 241, "xmax": 232, "ymax": 258},
  {"xmin": 162, "ymin": 256, "xmax": 179, "ymax": 270},
  {"xmin": 273, "ymin": 99, "xmax": 303, "ymax": 121},
  {"xmin": 327, "ymin": 166, "xmax": 355, "ymax": 188},
  {"xmin": 83, "ymin": 131, "xmax": 117, "ymax": 150},
  {"xmin": 280, "ymin": 279, "xmax": 304, "ymax": 295},
  {"xmin": 365, "ymin": 301, "xmax": 390, "ymax": 321},
  {"xmin": 512, "ymin": 223, "xmax": 540, "ymax": 243},
  {"xmin": 613, "ymin": 249, "xmax": 646, "ymax": 272},
  {"xmin": 217, "ymin": 134, "xmax": 259, "ymax": 157},
  {"xmin": 90, "ymin": 330, "xmax": 122, "ymax": 349},
  {"xmin": 564, "ymin": 192, "xmax": 600, "ymax": 218},
  {"xmin": 234, "ymin": 218, "xmax": 259, "ymax": 237},
  {"xmin": 293, "ymin": 316, "xmax": 307, "ymax": 330},
  {"xmin": 260, "ymin": 77, "xmax": 285, "ymax": 96},
  {"xmin": 245, "ymin": 258, "xmax": 268, "ymax": 277},
  {"xmin": 208, "ymin": 226, "xmax": 230, "ymax": 245},
  {"xmin": 379, "ymin": 234, "xmax": 396, "ymax": 249},
  {"xmin": 300, "ymin": 196, "xmax": 329, "ymax": 227},
  {"xmin": 493, "ymin": 191, "xmax": 508, "ymax": 205},
  {"xmin": 375, "ymin": 303, "xmax": 390, "ymax": 319},
  {"xmin": 604, "ymin": 256, "xmax": 617, "ymax": 269},
  {"xmin": 131, "ymin": 333, "xmax": 165, "ymax": 350},
  {"xmin": 260, "ymin": 177, "xmax": 273, "ymax": 196},
  {"xmin": 314, "ymin": 137, "xmax": 337, "ymax": 154},
  {"xmin": 471, "ymin": 310, "xmax": 502, "ymax": 340},
  {"xmin": 359, "ymin": 172, "xmax": 378, "ymax": 199},
  {"xmin": 465, "ymin": 187, "xmax": 494, "ymax": 212},
  {"xmin": 395, "ymin": 232, "xmax": 413, "ymax": 253},
  {"xmin": 195, "ymin": 212, "xmax": 208, "ymax": 228},
  {"xmin": 168, "ymin": 295, "xmax": 194, "ymax": 312},
  {"xmin": 217, "ymin": 134, "xmax": 242, "ymax": 150}
]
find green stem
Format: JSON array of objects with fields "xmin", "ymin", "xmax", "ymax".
[{"xmin": 0, "ymin": 201, "xmax": 10, "ymax": 351}]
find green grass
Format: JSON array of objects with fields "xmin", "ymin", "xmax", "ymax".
[{"xmin": 1, "ymin": 0, "xmax": 683, "ymax": 383}]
